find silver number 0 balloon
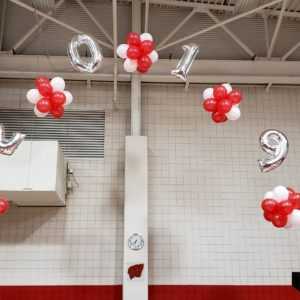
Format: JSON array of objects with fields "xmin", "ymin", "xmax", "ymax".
[
  {"xmin": 0, "ymin": 124, "xmax": 26, "ymax": 156},
  {"xmin": 171, "ymin": 44, "xmax": 199, "ymax": 82},
  {"xmin": 258, "ymin": 129, "xmax": 288, "ymax": 172},
  {"xmin": 68, "ymin": 34, "xmax": 103, "ymax": 73}
]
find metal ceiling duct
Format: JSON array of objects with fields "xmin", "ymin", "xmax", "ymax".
[{"xmin": 31, "ymin": 0, "xmax": 55, "ymax": 10}]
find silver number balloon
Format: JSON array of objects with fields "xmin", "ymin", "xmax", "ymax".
[
  {"xmin": 258, "ymin": 129, "xmax": 288, "ymax": 172},
  {"xmin": 0, "ymin": 124, "xmax": 26, "ymax": 156},
  {"xmin": 68, "ymin": 34, "xmax": 103, "ymax": 73},
  {"xmin": 171, "ymin": 44, "xmax": 199, "ymax": 82}
]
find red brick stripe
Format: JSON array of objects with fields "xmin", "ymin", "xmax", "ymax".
[{"xmin": 0, "ymin": 285, "xmax": 299, "ymax": 300}]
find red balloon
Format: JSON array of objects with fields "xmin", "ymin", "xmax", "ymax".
[
  {"xmin": 51, "ymin": 91, "xmax": 66, "ymax": 107},
  {"xmin": 36, "ymin": 98, "xmax": 51, "ymax": 113},
  {"xmin": 216, "ymin": 98, "xmax": 233, "ymax": 114},
  {"xmin": 126, "ymin": 32, "xmax": 140, "ymax": 47},
  {"xmin": 278, "ymin": 200, "xmax": 294, "ymax": 215},
  {"xmin": 203, "ymin": 98, "xmax": 217, "ymax": 112},
  {"xmin": 35, "ymin": 76, "xmax": 49, "ymax": 88},
  {"xmin": 228, "ymin": 90, "xmax": 242, "ymax": 104},
  {"xmin": 272, "ymin": 213, "xmax": 288, "ymax": 228},
  {"xmin": 138, "ymin": 55, "xmax": 152, "ymax": 70},
  {"xmin": 261, "ymin": 199, "xmax": 278, "ymax": 213},
  {"xmin": 38, "ymin": 82, "xmax": 53, "ymax": 97},
  {"xmin": 51, "ymin": 105, "xmax": 64, "ymax": 119},
  {"xmin": 264, "ymin": 211, "xmax": 274, "ymax": 222},
  {"xmin": 0, "ymin": 197, "xmax": 9, "ymax": 215},
  {"xmin": 140, "ymin": 40, "xmax": 154, "ymax": 55},
  {"xmin": 137, "ymin": 65, "xmax": 149, "ymax": 74},
  {"xmin": 289, "ymin": 192, "xmax": 300, "ymax": 209},
  {"xmin": 213, "ymin": 85, "xmax": 227, "ymax": 101},
  {"xmin": 127, "ymin": 46, "xmax": 141, "ymax": 59},
  {"xmin": 212, "ymin": 112, "xmax": 227, "ymax": 123}
]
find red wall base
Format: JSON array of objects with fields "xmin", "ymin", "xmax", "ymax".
[{"xmin": 0, "ymin": 285, "xmax": 299, "ymax": 300}]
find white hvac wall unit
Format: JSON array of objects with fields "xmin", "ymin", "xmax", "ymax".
[{"xmin": 0, "ymin": 140, "xmax": 67, "ymax": 206}]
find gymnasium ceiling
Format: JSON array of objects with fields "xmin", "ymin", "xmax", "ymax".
[{"xmin": 1, "ymin": 0, "xmax": 300, "ymax": 62}]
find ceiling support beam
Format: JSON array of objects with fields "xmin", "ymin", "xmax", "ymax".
[
  {"xmin": 3, "ymin": 56, "xmax": 300, "ymax": 85},
  {"xmin": 234, "ymin": 0, "xmax": 248, "ymax": 13},
  {"xmin": 145, "ymin": 0, "xmax": 299, "ymax": 20},
  {"xmin": 257, "ymin": 7, "xmax": 300, "ymax": 19},
  {"xmin": 267, "ymin": 0, "xmax": 287, "ymax": 59},
  {"xmin": 0, "ymin": 0, "xmax": 7, "ymax": 50},
  {"xmin": 8, "ymin": 0, "xmax": 113, "ymax": 50},
  {"xmin": 130, "ymin": 0, "xmax": 142, "ymax": 137},
  {"xmin": 144, "ymin": 0, "xmax": 150, "ymax": 33},
  {"xmin": 266, "ymin": 82, "xmax": 272, "ymax": 92},
  {"xmin": 157, "ymin": 0, "xmax": 283, "ymax": 52},
  {"xmin": 112, "ymin": 0, "xmax": 118, "ymax": 107},
  {"xmin": 157, "ymin": 9, "xmax": 196, "ymax": 49},
  {"xmin": 12, "ymin": 0, "xmax": 65, "ymax": 53},
  {"xmin": 282, "ymin": 36, "xmax": 300, "ymax": 60},
  {"xmin": 146, "ymin": 0, "xmax": 234, "ymax": 12},
  {"xmin": 74, "ymin": 0, "xmax": 113, "ymax": 45},
  {"xmin": 206, "ymin": 10, "xmax": 255, "ymax": 58},
  {"xmin": 282, "ymin": 41, "xmax": 300, "ymax": 60},
  {"xmin": 261, "ymin": 12, "xmax": 270, "ymax": 53}
]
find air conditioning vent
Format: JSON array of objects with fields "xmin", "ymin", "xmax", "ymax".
[{"xmin": 0, "ymin": 109, "xmax": 105, "ymax": 159}]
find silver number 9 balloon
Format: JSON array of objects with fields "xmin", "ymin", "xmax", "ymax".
[
  {"xmin": 68, "ymin": 34, "xmax": 103, "ymax": 73},
  {"xmin": 0, "ymin": 124, "xmax": 26, "ymax": 156},
  {"xmin": 171, "ymin": 44, "xmax": 199, "ymax": 82},
  {"xmin": 258, "ymin": 129, "xmax": 288, "ymax": 172}
]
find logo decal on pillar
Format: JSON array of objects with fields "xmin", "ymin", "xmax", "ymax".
[{"xmin": 128, "ymin": 263, "xmax": 144, "ymax": 280}]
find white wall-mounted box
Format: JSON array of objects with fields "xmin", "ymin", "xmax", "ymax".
[{"xmin": 0, "ymin": 140, "xmax": 66, "ymax": 206}]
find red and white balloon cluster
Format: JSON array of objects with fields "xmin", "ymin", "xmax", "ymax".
[
  {"xmin": 0, "ymin": 196, "xmax": 9, "ymax": 215},
  {"xmin": 202, "ymin": 83, "xmax": 242, "ymax": 123},
  {"xmin": 261, "ymin": 186, "xmax": 300, "ymax": 228},
  {"xmin": 26, "ymin": 76, "xmax": 73, "ymax": 119},
  {"xmin": 117, "ymin": 32, "xmax": 159, "ymax": 74}
]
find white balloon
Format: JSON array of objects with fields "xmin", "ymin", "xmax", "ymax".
[
  {"xmin": 226, "ymin": 105, "xmax": 241, "ymax": 121},
  {"xmin": 50, "ymin": 77, "xmax": 65, "ymax": 92},
  {"xmin": 34, "ymin": 105, "xmax": 48, "ymax": 118},
  {"xmin": 124, "ymin": 59, "xmax": 137, "ymax": 73},
  {"xmin": 285, "ymin": 210, "xmax": 300, "ymax": 229},
  {"xmin": 140, "ymin": 33, "xmax": 153, "ymax": 42},
  {"xmin": 117, "ymin": 44, "xmax": 129, "ymax": 59},
  {"xmin": 149, "ymin": 50, "xmax": 159, "ymax": 63},
  {"xmin": 273, "ymin": 185, "xmax": 289, "ymax": 202},
  {"xmin": 26, "ymin": 89, "xmax": 41, "ymax": 104},
  {"xmin": 202, "ymin": 88, "xmax": 214, "ymax": 100},
  {"xmin": 264, "ymin": 191, "xmax": 274, "ymax": 199},
  {"xmin": 222, "ymin": 83, "xmax": 232, "ymax": 94},
  {"xmin": 64, "ymin": 91, "xmax": 73, "ymax": 106}
]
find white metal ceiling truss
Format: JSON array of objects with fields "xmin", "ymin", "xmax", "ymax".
[
  {"xmin": 8, "ymin": 0, "xmax": 113, "ymax": 50},
  {"xmin": 1, "ymin": 0, "xmax": 300, "ymax": 91},
  {"xmin": 145, "ymin": 0, "xmax": 300, "ymax": 18},
  {"xmin": 3, "ymin": 0, "xmax": 297, "ymax": 60}
]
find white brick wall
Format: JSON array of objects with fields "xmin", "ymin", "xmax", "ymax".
[
  {"xmin": 0, "ymin": 80, "xmax": 130, "ymax": 284},
  {"xmin": 0, "ymin": 80, "xmax": 300, "ymax": 285}
]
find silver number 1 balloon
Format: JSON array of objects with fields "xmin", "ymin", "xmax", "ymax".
[
  {"xmin": 171, "ymin": 44, "xmax": 199, "ymax": 82},
  {"xmin": 258, "ymin": 129, "xmax": 288, "ymax": 172},
  {"xmin": 0, "ymin": 124, "xmax": 26, "ymax": 156}
]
